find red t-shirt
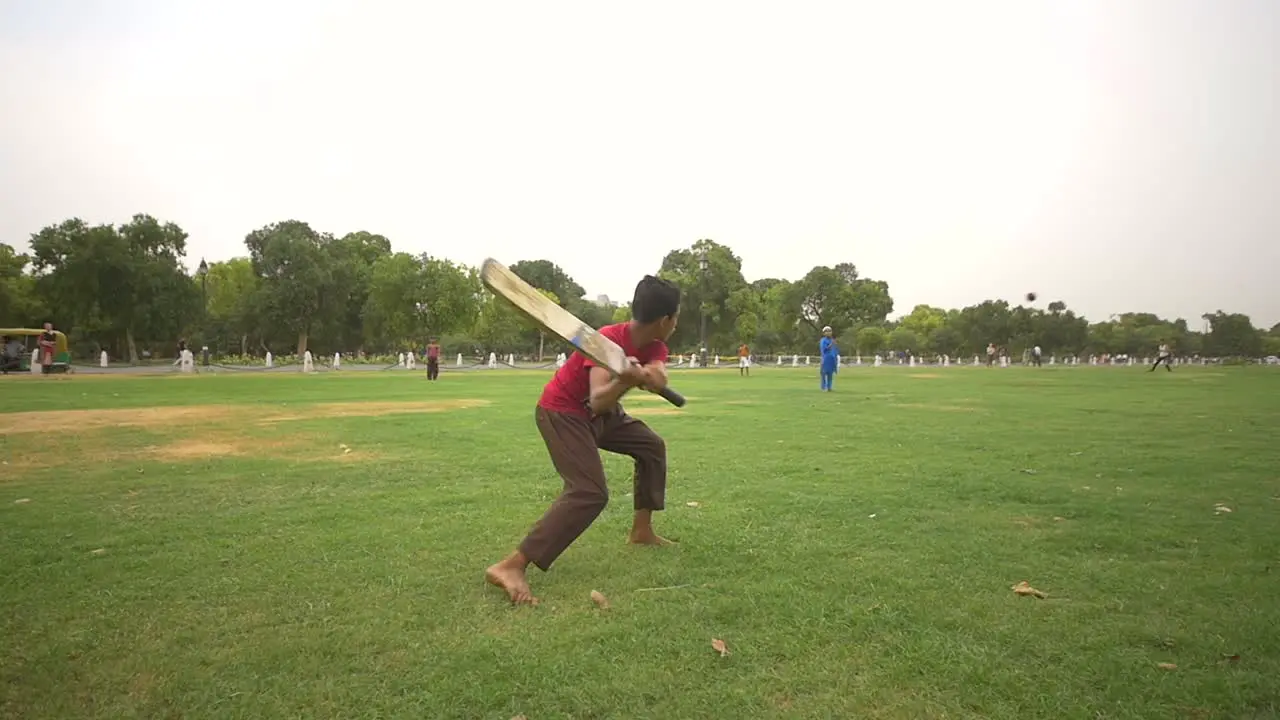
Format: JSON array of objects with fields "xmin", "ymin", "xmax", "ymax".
[{"xmin": 538, "ymin": 322, "xmax": 669, "ymax": 418}]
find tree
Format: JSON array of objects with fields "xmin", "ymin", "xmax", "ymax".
[
  {"xmin": 0, "ymin": 244, "xmax": 45, "ymax": 326},
  {"xmin": 204, "ymin": 258, "xmax": 260, "ymax": 355},
  {"xmin": 899, "ymin": 304, "xmax": 947, "ymax": 348},
  {"xmin": 27, "ymin": 215, "xmax": 198, "ymax": 361},
  {"xmin": 474, "ymin": 290, "xmax": 531, "ymax": 353},
  {"xmin": 787, "ymin": 263, "xmax": 893, "ymax": 337},
  {"xmin": 244, "ymin": 220, "xmax": 334, "ymax": 356},
  {"xmin": 887, "ymin": 327, "xmax": 922, "ymax": 354},
  {"xmin": 508, "ymin": 260, "xmax": 585, "ymax": 306},
  {"xmin": 1202, "ymin": 311, "xmax": 1263, "ymax": 357},
  {"xmin": 323, "ymin": 231, "xmax": 392, "ymax": 351},
  {"xmin": 657, "ymin": 239, "xmax": 749, "ymax": 351},
  {"xmin": 855, "ymin": 326, "xmax": 887, "ymax": 355},
  {"xmin": 363, "ymin": 253, "xmax": 479, "ymax": 351},
  {"xmin": 735, "ymin": 311, "xmax": 759, "ymax": 346}
]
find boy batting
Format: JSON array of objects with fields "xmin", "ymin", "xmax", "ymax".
[{"xmin": 485, "ymin": 275, "xmax": 681, "ymax": 605}]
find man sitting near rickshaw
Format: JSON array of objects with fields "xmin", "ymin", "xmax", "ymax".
[{"xmin": 1, "ymin": 335, "xmax": 25, "ymax": 374}]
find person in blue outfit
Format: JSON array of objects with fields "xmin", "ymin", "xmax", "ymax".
[{"xmin": 819, "ymin": 325, "xmax": 839, "ymax": 391}]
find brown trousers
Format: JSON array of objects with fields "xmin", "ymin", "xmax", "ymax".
[{"xmin": 520, "ymin": 405, "xmax": 667, "ymax": 571}]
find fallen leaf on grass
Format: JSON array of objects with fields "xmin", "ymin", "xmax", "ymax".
[
  {"xmin": 590, "ymin": 590, "xmax": 610, "ymax": 610},
  {"xmin": 89, "ymin": 548, "xmax": 106, "ymax": 556},
  {"xmin": 1158, "ymin": 663, "xmax": 1178, "ymax": 670},
  {"xmin": 13, "ymin": 498, "xmax": 31, "ymax": 504},
  {"xmin": 685, "ymin": 501, "xmax": 700, "ymax": 508},
  {"xmin": 1011, "ymin": 581, "xmax": 1047, "ymax": 599},
  {"xmin": 511, "ymin": 715, "xmax": 528, "ymax": 720},
  {"xmin": 711, "ymin": 638, "xmax": 730, "ymax": 657},
  {"xmin": 1221, "ymin": 654, "xmax": 1240, "ymax": 664},
  {"xmin": 1053, "ymin": 516, "xmax": 1065, "ymax": 522},
  {"xmin": 1021, "ymin": 468, "xmax": 1038, "ymax": 475},
  {"xmin": 1213, "ymin": 504, "xmax": 1232, "ymax": 514}
]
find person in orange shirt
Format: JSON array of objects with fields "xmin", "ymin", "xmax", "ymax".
[{"xmin": 737, "ymin": 343, "xmax": 751, "ymax": 376}]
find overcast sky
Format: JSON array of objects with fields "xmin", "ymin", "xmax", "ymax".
[{"xmin": 2, "ymin": 0, "xmax": 1276, "ymax": 327}]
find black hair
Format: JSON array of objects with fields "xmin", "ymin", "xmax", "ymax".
[{"xmin": 631, "ymin": 275, "xmax": 681, "ymax": 324}]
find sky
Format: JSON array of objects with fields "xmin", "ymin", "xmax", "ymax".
[{"xmin": 1, "ymin": 0, "xmax": 1277, "ymax": 327}]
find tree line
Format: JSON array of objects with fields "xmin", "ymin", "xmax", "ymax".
[{"xmin": 2, "ymin": 215, "xmax": 1277, "ymax": 363}]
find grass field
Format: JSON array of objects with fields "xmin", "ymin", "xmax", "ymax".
[{"xmin": 2, "ymin": 365, "xmax": 1279, "ymax": 719}]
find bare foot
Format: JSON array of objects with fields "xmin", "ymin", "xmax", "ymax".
[
  {"xmin": 485, "ymin": 563, "xmax": 539, "ymax": 605},
  {"xmin": 628, "ymin": 530, "xmax": 674, "ymax": 546}
]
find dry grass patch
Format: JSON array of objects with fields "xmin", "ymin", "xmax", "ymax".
[{"xmin": 0, "ymin": 399, "xmax": 490, "ymax": 435}]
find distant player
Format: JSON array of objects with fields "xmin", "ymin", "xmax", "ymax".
[
  {"xmin": 820, "ymin": 326, "xmax": 838, "ymax": 391},
  {"xmin": 737, "ymin": 342, "xmax": 750, "ymax": 376},
  {"xmin": 38, "ymin": 323, "xmax": 57, "ymax": 374},
  {"xmin": 426, "ymin": 338, "xmax": 441, "ymax": 381},
  {"xmin": 484, "ymin": 275, "xmax": 680, "ymax": 606},
  {"xmin": 1031, "ymin": 345, "xmax": 1042, "ymax": 367},
  {"xmin": 1150, "ymin": 343, "xmax": 1173, "ymax": 372},
  {"xmin": 986, "ymin": 342, "xmax": 996, "ymax": 367}
]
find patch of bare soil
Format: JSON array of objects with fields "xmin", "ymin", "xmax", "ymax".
[
  {"xmin": 0, "ymin": 405, "xmax": 239, "ymax": 435},
  {"xmin": 0, "ymin": 399, "xmax": 490, "ymax": 435},
  {"xmin": 290, "ymin": 399, "xmax": 489, "ymax": 419}
]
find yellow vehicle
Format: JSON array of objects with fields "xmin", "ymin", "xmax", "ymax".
[{"xmin": 0, "ymin": 328, "xmax": 71, "ymax": 374}]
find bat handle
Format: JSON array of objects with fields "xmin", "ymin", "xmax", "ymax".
[{"xmin": 657, "ymin": 386, "xmax": 686, "ymax": 407}]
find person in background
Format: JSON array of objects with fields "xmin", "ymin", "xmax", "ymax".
[
  {"xmin": 38, "ymin": 323, "xmax": 57, "ymax": 374},
  {"xmin": 1150, "ymin": 343, "xmax": 1173, "ymax": 372},
  {"xmin": 1, "ymin": 335, "xmax": 25, "ymax": 373},
  {"xmin": 737, "ymin": 342, "xmax": 750, "ymax": 377},
  {"xmin": 426, "ymin": 338, "xmax": 441, "ymax": 381},
  {"xmin": 819, "ymin": 326, "xmax": 838, "ymax": 392},
  {"xmin": 1031, "ymin": 345, "xmax": 1043, "ymax": 367}
]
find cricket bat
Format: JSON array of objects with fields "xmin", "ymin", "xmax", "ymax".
[{"xmin": 480, "ymin": 258, "xmax": 687, "ymax": 408}]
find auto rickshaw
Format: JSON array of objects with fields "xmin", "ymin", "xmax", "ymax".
[{"xmin": 0, "ymin": 328, "xmax": 72, "ymax": 374}]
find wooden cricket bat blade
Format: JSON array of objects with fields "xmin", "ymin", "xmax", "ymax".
[{"xmin": 479, "ymin": 257, "xmax": 686, "ymax": 408}]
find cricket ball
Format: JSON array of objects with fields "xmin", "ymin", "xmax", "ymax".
[{"xmin": 1025, "ymin": 292, "xmax": 1037, "ymax": 302}]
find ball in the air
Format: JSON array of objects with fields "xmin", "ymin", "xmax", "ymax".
[{"xmin": 1025, "ymin": 292, "xmax": 1037, "ymax": 302}]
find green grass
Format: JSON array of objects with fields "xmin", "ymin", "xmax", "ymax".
[{"xmin": 2, "ymin": 366, "xmax": 1279, "ymax": 719}]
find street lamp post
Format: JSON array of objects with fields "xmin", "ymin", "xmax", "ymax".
[
  {"xmin": 196, "ymin": 258, "xmax": 209, "ymax": 365},
  {"xmin": 197, "ymin": 258, "xmax": 208, "ymax": 305},
  {"xmin": 698, "ymin": 252, "xmax": 709, "ymax": 368}
]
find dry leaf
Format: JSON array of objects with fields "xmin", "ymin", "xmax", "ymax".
[
  {"xmin": 1213, "ymin": 504, "xmax": 1232, "ymax": 514},
  {"xmin": 685, "ymin": 501, "xmax": 700, "ymax": 508},
  {"xmin": 1221, "ymin": 654, "xmax": 1240, "ymax": 664},
  {"xmin": 511, "ymin": 716, "xmax": 528, "ymax": 720},
  {"xmin": 711, "ymin": 638, "xmax": 730, "ymax": 657},
  {"xmin": 1053, "ymin": 516, "xmax": 1065, "ymax": 521},
  {"xmin": 1157, "ymin": 663, "xmax": 1177, "ymax": 670},
  {"xmin": 13, "ymin": 498, "xmax": 31, "ymax": 504},
  {"xmin": 1011, "ymin": 581, "xmax": 1047, "ymax": 599},
  {"xmin": 589, "ymin": 590, "xmax": 610, "ymax": 610},
  {"xmin": 90, "ymin": 548, "xmax": 106, "ymax": 556}
]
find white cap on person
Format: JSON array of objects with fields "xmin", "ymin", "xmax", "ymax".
[{"xmin": 822, "ymin": 326, "xmax": 832, "ymax": 333}]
